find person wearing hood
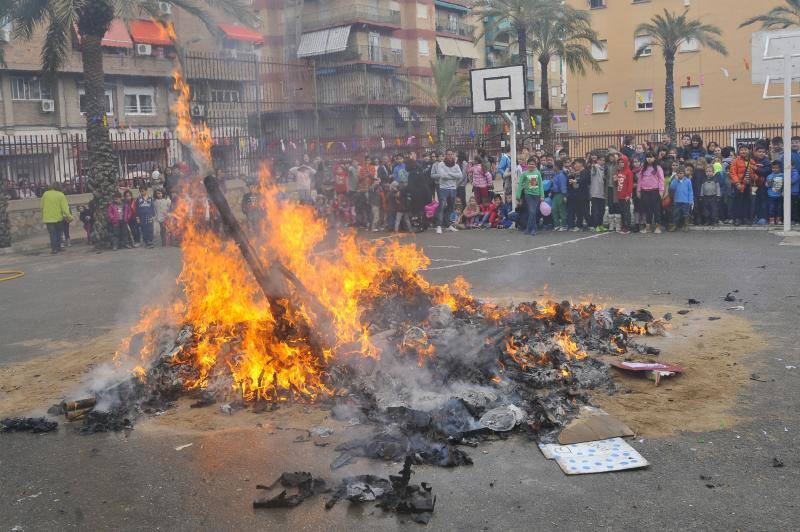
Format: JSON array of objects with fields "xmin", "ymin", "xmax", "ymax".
[
  {"xmin": 432, "ymin": 149, "xmax": 464, "ymax": 233},
  {"xmin": 609, "ymin": 153, "xmax": 634, "ymax": 234}
]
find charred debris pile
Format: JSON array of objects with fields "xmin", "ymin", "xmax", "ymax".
[{"xmin": 54, "ymin": 269, "xmax": 662, "ymax": 461}]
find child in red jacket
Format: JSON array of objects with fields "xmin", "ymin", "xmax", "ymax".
[{"xmin": 612, "ymin": 154, "xmax": 634, "ymax": 234}]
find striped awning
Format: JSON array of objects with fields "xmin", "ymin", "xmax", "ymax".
[
  {"xmin": 297, "ymin": 26, "xmax": 351, "ymax": 58},
  {"xmin": 436, "ymin": 37, "xmax": 479, "ymax": 59}
]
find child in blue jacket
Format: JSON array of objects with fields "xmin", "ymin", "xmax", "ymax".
[{"xmin": 669, "ymin": 168, "xmax": 694, "ymax": 232}]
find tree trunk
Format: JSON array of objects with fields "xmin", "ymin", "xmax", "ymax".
[
  {"xmin": 0, "ymin": 183, "xmax": 10, "ymax": 248},
  {"xmin": 664, "ymin": 55, "xmax": 677, "ymax": 140},
  {"xmin": 436, "ymin": 110, "xmax": 446, "ymax": 151},
  {"xmin": 78, "ymin": 0, "xmax": 116, "ymax": 247},
  {"xmin": 539, "ymin": 56, "xmax": 553, "ymax": 152},
  {"xmin": 517, "ymin": 26, "xmax": 530, "ymax": 108}
]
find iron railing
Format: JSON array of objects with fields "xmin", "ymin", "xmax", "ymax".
[
  {"xmin": 303, "ymin": 4, "xmax": 401, "ymax": 31},
  {"xmin": 315, "ymin": 45, "xmax": 403, "ymax": 67},
  {"xmin": 554, "ymin": 123, "xmax": 800, "ymax": 156}
]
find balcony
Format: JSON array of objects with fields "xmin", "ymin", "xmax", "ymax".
[
  {"xmin": 316, "ymin": 69, "xmax": 413, "ymax": 106},
  {"xmin": 315, "ymin": 45, "xmax": 403, "ymax": 67},
  {"xmin": 436, "ymin": 17, "xmax": 475, "ymax": 39},
  {"xmin": 303, "ymin": 5, "xmax": 402, "ymax": 32}
]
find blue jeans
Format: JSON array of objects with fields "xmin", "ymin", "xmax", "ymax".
[
  {"xmin": 46, "ymin": 222, "xmax": 62, "ymax": 252},
  {"xmin": 437, "ymin": 187, "xmax": 457, "ymax": 227},
  {"xmin": 673, "ymin": 202, "xmax": 691, "ymax": 225},
  {"xmin": 140, "ymin": 220, "xmax": 155, "ymax": 245},
  {"xmin": 525, "ymin": 195, "xmax": 541, "ymax": 235},
  {"xmin": 768, "ymin": 196, "xmax": 783, "ymax": 218}
]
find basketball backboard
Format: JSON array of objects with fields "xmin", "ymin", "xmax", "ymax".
[
  {"xmin": 751, "ymin": 29, "xmax": 800, "ymax": 85},
  {"xmin": 470, "ymin": 65, "xmax": 527, "ymax": 114}
]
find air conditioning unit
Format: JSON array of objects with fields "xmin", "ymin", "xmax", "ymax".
[
  {"xmin": 159, "ymin": 2, "xmax": 172, "ymax": 14},
  {"xmin": 136, "ymin": 43, "xmax": 152, "ymax": 56},
  {"xmin": 41, "ymin": 99, "xmax": 55, "ymax": 113},
  {"xmin": 190, "ymin": 104, "xmax": 205, "ymax": 118}
]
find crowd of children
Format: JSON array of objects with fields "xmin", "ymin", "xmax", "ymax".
[
  {"xmin": 263, "ymin": 133, "xmax": 797, "ymax": 237},
  {"xmin": 56, "ymin": 132, "xmax": 800, "ymax": 255}
]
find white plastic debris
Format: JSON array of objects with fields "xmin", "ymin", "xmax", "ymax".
[{"xmin": 175, "ymin": 443, "xmax": 193, "ymax": 451}]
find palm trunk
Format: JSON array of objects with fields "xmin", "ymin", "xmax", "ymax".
[
  {"xmin": 517, "ymin": 25, "xmax": 530, "ymax": 107},
  {"xmin": 0, "ymin": 183, "xmax": 10, "ymax": 248},
  {"xmin": 78, "ymin": 0, "xmax": 116, "ymax": 247},
  {"xmin": 664, "ymin": 55, "xmax": 677, "ymax": 140},
  {"xmin": 539, "ymin": 56, "xmax": 553, "ymax": 152},
  {"xmin": 436, "ymin": 110, "xmax": 446, "ymax": 151}
]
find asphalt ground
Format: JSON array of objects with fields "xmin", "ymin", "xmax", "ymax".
[{"xmin": 0, "ymin": 228, "xmax": 798, "ymax": 531}]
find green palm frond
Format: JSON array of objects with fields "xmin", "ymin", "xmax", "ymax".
[
  {"xmin": 634, "ymin": 9, "xmax": 727, "ymax": 60},
  {"xmin": 410, "ymin": 56, "xmax": 468, "ymax": 113},
  {"xmin": 740, "ymin": 0, "xmax": 800, "ymax": 29}
]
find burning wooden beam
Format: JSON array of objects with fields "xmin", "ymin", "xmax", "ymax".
[{"xmin": 202, "ymin": 175, "xmax": 335, "ymax": 344}]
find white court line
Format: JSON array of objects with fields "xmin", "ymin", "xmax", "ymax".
[
  {"xmin": 426, "ymin": 233, "xmax": 610, "ymax": 271},
  {"xmin": 429, "ymin": 258, "xmax": 469, "ymax": 263},
  {"xmin": 426, "ymin": 245, "xmax": 461, "ymax": 249}
]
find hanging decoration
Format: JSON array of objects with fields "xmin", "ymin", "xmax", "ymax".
[
  {"xmin": 406, "ymin": 135, "xmax": 416, "ymax": 146},
  {"xmin": 570, "ymin": 111, "xmax": 577, "ymax": 121},
  {"xmin": 427, "ymin": 131, "xmax": 434, "ymax": 145},
  {"xmin": 326, "ymin": 141, "xmax": 335, "ymax": 152},
  {"xmin": 303, "ymin": 138, "xmax": 308, "ymax": 152},
  {"xmin": 289, "ymin": 141, "xmax": 297, "ymax": 150},
  {"xmin": 280, "ymin": 139, "xmax": 286, "ymax": 152},
  {"xmin": 469, "ymin": 129, "xmax": 475, "ymax": 140},
  {"xmin": 380, "ymin": 137, "xmax": 386, "ymax": 150}
]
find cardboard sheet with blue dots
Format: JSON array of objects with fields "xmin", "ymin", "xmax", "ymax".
[{"xmin": 538, "ymin": 437, "xmax": 649, "ymax": 475}]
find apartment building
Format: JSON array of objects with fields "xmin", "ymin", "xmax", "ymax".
[
  {"xmin": 0, "ymin": 5, "xmax": 263, "ymax": 188},
  {"xmin": 248, "ymin": 0, "xmax": 487, "ymax": 141},
  {"xmin": 565, "ymin": 0, "xmax": 787, "ymax": 133}
]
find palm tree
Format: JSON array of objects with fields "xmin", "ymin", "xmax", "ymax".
[
  {"xmin": 0, "ymin": 0, "xmax": 250, "ymax": 246},
  {"xmin": 634, "ymin": 9, "xmax": 727, "ymax": 140},
  {"xmin": 0, "ymin": 183, "xmax": 10, "ymax": 248},
  {"xmin": 472, "ymin": 0, "xmax": 547, "ymax": 106},
  {"xmin": 526, "ymin": 0, "xmax": 602, "ymax": 150},
  {"xmin": 410, "ymin": 57, "xmax": 469, "ymax": 149},
  {"xmin": 741, "ymin": 0, "xmax": 800, "ymax": 29}
]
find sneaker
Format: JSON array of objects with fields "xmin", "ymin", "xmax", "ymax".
[
  {"xmin": 654, "ymin": 226, "xmax": 662, "ymax": 234},
  {"xmin": 447, "ymin": 225, "xmax": 459, "ymax": 232},
  {"xmin": 683, "ymin": 224, "xmax": 690, "ymax": 232},
  {"xmin": 756, "ymin": 218, "xmax": 768, "ymax": 225},
  {"xmin": 620, "ymin": 229, "xmax": 631, "ymax": 235},
  {"xmin": 570, "ymin": 227, "xmax": 580, "ymax": 232},
  {"xmin": 436, "ymin": 226, "xmax": 443, "ymax": 234}
]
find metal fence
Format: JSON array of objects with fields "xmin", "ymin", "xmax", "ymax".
[
  {"xmin": 555, "ymin": 123, "xmax": 800, "ymax": 156},
  {"xmin": 0, "ymin": 126, "xmax": 504, "ymax": 197}
]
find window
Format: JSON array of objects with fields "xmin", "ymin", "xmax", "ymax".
[
  {"xmin": 550, "ymin": 56, "xmax": 560, "ymax": 72},
  {"xmin": 123, "ymin": 86, "xmax": 155, "ymax": 115},
  {"xmin": 551, "ymin": 87, "xmax": 559, "ymax": 97},
  {"xmin": 680, "ymin": 38, "xmax": 699, "ymax": 53},
  {"xmin": 11, "ymin": 77, "xmax": 52, "ymax": 100},
  {"xmin": 417, "ymin": 3, "xmax": 428, "ymax": 19},
  {"xmin": 390, "ymin": 37, "xmax": 402, "ymax": 51},
  {"xmin": 390, "ymin": 1, "xmax": 400, "ymax": 13},
  {"xmin": 634, "ymin": 35, "xmax": 652, "ymax": 57},
  {"xmin": 681, "ymin": 85, "xmax": 700, "ymax": 108},
  {"xmin": 589, "ymin": 0, "xmax": 605, "ymax": 8},
  {"xmin": 592, "ymin": 92, "xmax": 609, "ymax": 113},
  {"xmin": 418, "ymin": 38, "xmax": 429, "ymax": 56},
  {"xmin": 210, "ymin": 89, "xmax": 240, "ymax": 103},
  {"xmin": 79, "ymin": 88, "xmax": 114, "ymax": 115},
  {"xmin": 634, "ymin": 89, "xmax": 653, "ymax": 111},
  {"xmin": 592, "ymin": 40, "xmax": 608, "ymax": 61}
]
